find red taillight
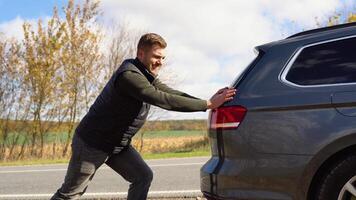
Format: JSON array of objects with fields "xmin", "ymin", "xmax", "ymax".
[{"xmin": 209, "ymin": 106, "xmax": 247, "ymax": 130}]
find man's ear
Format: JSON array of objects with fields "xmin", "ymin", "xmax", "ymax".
[
  {"xmin": 136, "ymin": 49, "xmax": 141, "ymax": 58},
  {"xmin": 137, "ymin": 48, "xmax": 143, "ymax": 58}
]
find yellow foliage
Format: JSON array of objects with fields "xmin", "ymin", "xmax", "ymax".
[
  {"xmin": 348, "ymin": 13, "xmax": 356, "ymax": 22},
  {"xmin": 320, "ymin": 12, "xmax": 356, "ymax": 27}
]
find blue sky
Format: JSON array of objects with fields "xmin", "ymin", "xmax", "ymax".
[
  {"xmin": 0, "ymin": 0, "xmax": 67, "ymax": 22},
  {"xmin": 0, "ymin": 0, "xmax": 355, "ymax": 119}
]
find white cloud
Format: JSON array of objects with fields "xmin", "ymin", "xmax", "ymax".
[
  {"xmin": 0, "ymin": 0, "xmax": 352, "ymax": 120},
  {"xmin": 0, "ymin": 16, "xmax": 47, "ymax": 41},
  {"xmin": 261, "ymin": 0, "xmax": 341, "ymax": 28},
  {"xmin": 0, "ymin": 16, "xmax": 26, "ymax": 40},
  {"xmin": 166, "ymin": 44, "xmax": 220, "ymax": 84},
  {"xmin": 99, "ymin": 0, "xmax": 349, "ymax": 119}
]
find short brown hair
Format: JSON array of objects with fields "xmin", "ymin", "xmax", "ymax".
[{"xmin": 137, "ymin": 33, "xmax": 167, "ymax": 51}]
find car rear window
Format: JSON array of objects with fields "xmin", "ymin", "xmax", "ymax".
[{"xmin": 285, "ymin": 36, "xmax": 356, "ymax": 86}]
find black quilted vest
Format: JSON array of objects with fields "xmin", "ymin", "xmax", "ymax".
[{"xmin": 76, "ymin": 59, "xmax": 153, "ymax": 153}]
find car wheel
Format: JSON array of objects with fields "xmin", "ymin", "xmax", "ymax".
[
  {"xmin": 338, "ymin": 175, "xmax": 356, "ymax": 200},
  {"xmin": 316, "ymin": 155, "xmax": 356, "ymax": 200}
]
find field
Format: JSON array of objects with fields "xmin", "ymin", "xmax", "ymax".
[
  {"xmin": 0, "ymin": 130, "xmax": 207, "ymax": 145},
  {"xmin": 0, "ymin": 129, "xmax": 211, "ymax": 165}
]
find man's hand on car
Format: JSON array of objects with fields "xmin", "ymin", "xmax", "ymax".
[{"xmin": 207, "ymin": 87, "xmax": 236, "ymax": 109}]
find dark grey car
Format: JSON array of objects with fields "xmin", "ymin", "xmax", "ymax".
[{"xmin": 200, "ymin": 22, "xmax": 356, "ymax": 200}]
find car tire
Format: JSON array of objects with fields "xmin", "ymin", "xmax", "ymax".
[{"xmin": 316, "ymin": 155, "xmax": 356, "ymax": 200}]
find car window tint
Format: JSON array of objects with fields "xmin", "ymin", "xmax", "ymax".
[{"xmin": 286, "ymin": 37, "xmax": 356, "ymax": 85}]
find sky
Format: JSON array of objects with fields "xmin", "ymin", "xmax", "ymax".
[{"xmin": 0, "ymin": 0, "xmax": 355, "ymax": 120}]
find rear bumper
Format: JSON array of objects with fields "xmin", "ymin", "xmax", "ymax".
[{"xmin": 200, "ymin": 154, "xmax": 312, "ymax": 200}]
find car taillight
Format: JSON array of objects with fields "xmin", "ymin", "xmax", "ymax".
[{"xmin": 209, "ymin": 106, "xmax": 247, "ymax": 130}]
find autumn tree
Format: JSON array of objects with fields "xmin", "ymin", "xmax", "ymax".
[
  {"xmin": 316, "ymin": 11, "xmax": 356, "ymax": 27},
  {"xmin": 0, "ymin": 38, "xmax": 19, "ymax": 159},
  {"xmin": 58, "ymin": 0, "xmax": 102, "ymax": 156},
  {"xmin": 22, "ymin": 8, "xmax": 66, "ymax": 157},
  {"xmin": 0, "ymin": 35, "xmax": 32, "ymax": 160},
  {"xmin": 1, "ymin": 0, "xmax": 183, "ymax": 160}
]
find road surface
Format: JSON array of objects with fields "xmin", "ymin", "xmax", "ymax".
[{"xmin": 0, "ymin": 156, "xmax": 210, "ymax": 199}]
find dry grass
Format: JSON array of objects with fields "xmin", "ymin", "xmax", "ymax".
[
  {"xmin": 1, "ymin": 135, "xmax": 209, "ymax": 162},
  {"xmin": 132, "ymin": 136, "xmax": 208, "ymax": 153}
]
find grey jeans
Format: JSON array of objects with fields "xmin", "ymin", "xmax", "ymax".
[{"xmin": 50, "ymin": 133, "xmax": 153, "ymax": 200}]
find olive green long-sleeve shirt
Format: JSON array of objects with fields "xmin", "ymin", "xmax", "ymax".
[{"xmin": 117, "ymin": 71, "xmax": 208, "ymax": 112}]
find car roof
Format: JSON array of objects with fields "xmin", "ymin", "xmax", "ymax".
[
  {"xmin": 287, "ymin": 21, "xmax": 356, "ymax": 38},
  {"xmin": 256, "ymin": 22, "xmax": 356, "ymax": 51}
]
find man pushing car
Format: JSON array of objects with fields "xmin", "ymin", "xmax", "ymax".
[{"xmin": 51, "ymin": 33, "xmax": 236, "ymax": 200}]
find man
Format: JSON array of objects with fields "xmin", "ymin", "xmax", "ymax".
[{"xmin": 51, "ymin": 33, "xmax": 236, "ymax": 200}]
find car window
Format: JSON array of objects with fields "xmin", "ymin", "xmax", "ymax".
[{"xmin": 286, "ymin": 37, "xmax": 356, "ymax": 86}]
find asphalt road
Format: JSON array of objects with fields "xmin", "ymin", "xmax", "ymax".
[{"xmin": 0, "ymin": 157, "xmax": 209, "ymax": 199}]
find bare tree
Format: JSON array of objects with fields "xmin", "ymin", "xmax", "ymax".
[{"xmin": 102, "ymin": 21, "xmax": 142, "ymax": 81}]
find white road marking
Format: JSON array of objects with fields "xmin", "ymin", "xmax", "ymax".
[
  {"xmin": 0, "ymin": 190, "xmax": 202, "ymax": 199},
  {"xmin": 0, "ymin": 168, "xmax": 68, "ymax": 173},
  {"xmin": 0, "ymin": 162, "xmax": 205, "ymax": 174}
]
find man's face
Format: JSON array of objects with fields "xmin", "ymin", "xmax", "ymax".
[{"xmin": 138, "ymin": 44, "xmax": 166, "ymax": 76}]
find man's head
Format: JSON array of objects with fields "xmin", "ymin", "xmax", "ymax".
[{"xmin": 137, "ymin": 33, "xmax": 167, "ymax": 76}]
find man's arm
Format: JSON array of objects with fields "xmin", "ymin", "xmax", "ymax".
[
  {"xmin": 152, "ymin": 78, "xmax": 201, "ymax": 100},
  {"xmin": 116, "ymin": 71, "xmax": 208, "ymax": 112}
]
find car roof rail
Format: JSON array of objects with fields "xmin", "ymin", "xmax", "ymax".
[{"xmin": 287, "ymin": 22, "xmax": 356, "ymax": 39}]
